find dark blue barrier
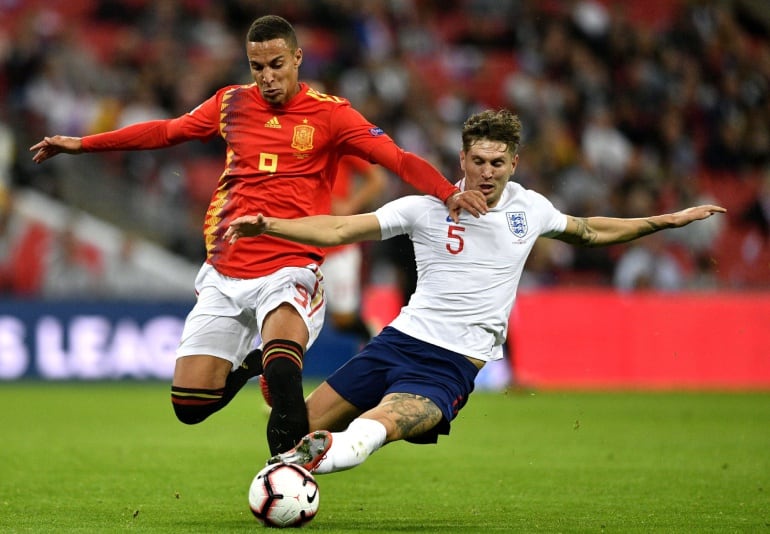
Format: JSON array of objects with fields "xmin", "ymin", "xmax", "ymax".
[{"xmin": 0, "ymin": 299, "xmax": 360, "ymax": 380}]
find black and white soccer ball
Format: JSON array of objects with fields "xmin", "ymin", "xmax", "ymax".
[{"xmin": 248, "ymin": 463, "xmax": 319, "ymax": 528}]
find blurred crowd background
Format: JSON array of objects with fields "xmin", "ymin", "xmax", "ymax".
[{"xmin": 1, "ymin": 0, "xmax": 769, "ymax": 303}]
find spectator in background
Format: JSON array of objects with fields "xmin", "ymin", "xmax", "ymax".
[
  {"xmin": 0, "ymin": 116, "xmax": 14, "ymax": 190},
  {"xmin": 6, "ymin": 0, "xmax": 768, "ymax": 289},
  {"xmin": 612, "ymin": 234, "xmax": 685, "ymax": 291},
  {"xmin": 581, "ymin": 105, "xmax": 633, "ymax": 184},
  {"xmin": 41, "ymin": 216, "xmax": 103, "ymax": 299},
  {"xmin": 740, "ymin": 173, "xmax": 770, "ymax": 240},
  {"xmin": 0, "ymin": 188, "xmax": 20, "ymax": 294},
  {"xmin": 0, "ymin": 188, "xmax": 53, "ymax": 296}
]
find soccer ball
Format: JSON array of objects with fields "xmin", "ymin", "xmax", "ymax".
[{"xmin": 248, "ymin": 463, "xmax": 320, "ymax": 528}]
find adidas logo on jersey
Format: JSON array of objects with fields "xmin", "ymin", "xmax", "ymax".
[{"xmin": 264, "ymin": 116, "xmax": 281, "ymax": 128}]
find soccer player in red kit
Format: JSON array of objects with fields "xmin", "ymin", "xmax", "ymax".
[{"xmin": 29, "ymin": 15, "xmax": 487, "ymax": 455}]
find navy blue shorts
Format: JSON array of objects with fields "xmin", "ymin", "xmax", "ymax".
[{"xmin": 325, "ymin": 327, "xmax": 479, "ymax": 444}]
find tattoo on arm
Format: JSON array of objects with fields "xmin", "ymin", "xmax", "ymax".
[
  {"xmin": 575, "ymin": 217, "xmax": 598, "ymax": 245},
  {"xmin": 567, "ymin": 216, "xmax": 665, "ymax": 246},
  {"xmin": 644, "ymin": 219, "xmax": 664, "ymax": 233},
  {"xmin": 625, "ymin": 218, "xmax": 665, "ymax": 241}
]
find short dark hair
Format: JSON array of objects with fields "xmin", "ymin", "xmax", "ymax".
[
  {"xmin": 461, "ymin": 109, "xmax": 522, "ymax": 155},
  {"xmin": 246, "ymin": 15, "xmax": 298, "ymax": 49}
]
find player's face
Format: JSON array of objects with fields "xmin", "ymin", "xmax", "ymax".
[
  {"xmin": 247, "ymin": 39, "xmax": 302, "ymax": 106},
  {"xmin": 460, "ymin": 139, "xmax": 518, "ymax": 208}
]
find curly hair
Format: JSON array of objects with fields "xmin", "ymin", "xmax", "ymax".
[
  {"xmin": 246, "ymin": 15, "xmax": 298, "ymax": 50},
  {"xmin": 461, "ymin": 109, "xmax": 522, "ymax": 156}
]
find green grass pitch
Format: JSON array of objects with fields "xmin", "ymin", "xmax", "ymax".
[{"xmin": 1, "ymin": 381, "xmax": 768, "ymax": 532}]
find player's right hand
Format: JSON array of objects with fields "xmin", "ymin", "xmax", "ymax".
[
  {"xmin": 29, "ymin": 136, "xmax": 84, "ymax": 163},
  {"xmin": 225, "ymin": 214, "xmax": 269, "ymax": 244},
  {"xmin": 445, "ymin": 189, "xmax": 487, "ymax": 223}
]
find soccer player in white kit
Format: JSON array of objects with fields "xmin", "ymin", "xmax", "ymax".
[{"xmin": 225, "ymin": 109, "xmax": 725, "ymax": 474}]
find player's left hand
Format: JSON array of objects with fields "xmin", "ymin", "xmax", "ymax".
[
  {"xmin": 445, "ymin": 190, "xmax": 487, "ymax": 223},
  {"xmin": 225, "ymin": 214, "xmax": 269, "ymax": 244},
  {"xmin": 670, "ymin": 204, "xmax": 726, "ymax": 226}
]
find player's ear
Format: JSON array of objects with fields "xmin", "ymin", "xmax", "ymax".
[
  {"xmin": 459, "ymin": 150, "xmax": 466, "ymax": 172},
  {"xmin": 294, "ymin": 48, "xmax": 303, "ymax": 69}
]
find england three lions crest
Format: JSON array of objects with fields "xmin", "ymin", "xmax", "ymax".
[{"xmin": 507, "ymin": 212, "xmax": 528, "ymax": 237}]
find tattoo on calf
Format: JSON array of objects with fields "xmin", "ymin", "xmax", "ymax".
[{"xmin": 385, "ymin": 393, "xmax": 443, "ymax": 438}]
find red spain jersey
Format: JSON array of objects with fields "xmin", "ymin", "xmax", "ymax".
[{"xmin": 82, "ymin": 83, "xmax": 457, "ymax": 278}]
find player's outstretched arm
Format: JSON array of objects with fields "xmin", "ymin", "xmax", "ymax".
[
  {"xmin": 556, "ymin": 204, "xmax": 726, "ymax": 247},
  {"xmin": 367, "ymin": 143, "xmax": 487, "ymax": 222},
  {"xmin": 226, "ymin": 213, "xmax": 382, "ymax": 246},
  {"xmin": 29, "ymin": 136, "xmax": 84, "ymax": 163}
]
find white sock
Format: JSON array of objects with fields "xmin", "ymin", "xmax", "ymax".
[{"xmin": 314, "ymin": 418, "xmax": 387, "ymax": 474}]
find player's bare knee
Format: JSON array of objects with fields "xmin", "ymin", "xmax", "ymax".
[{"xmin": 174, "ymin": 355, "xmax": 232, "ymax": 389}]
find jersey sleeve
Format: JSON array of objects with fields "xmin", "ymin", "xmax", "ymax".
[
  {"xmin": 374, "ymin": 195, "xmax": 434, "ymax": 240},
  {"xmin": 371, "ymin": 145, "xmax": 459, "ymax": 202},
  {"xmin": 81, "ymin": 91, "xmax": 224, "ymax": 151},
  {"xmin": 532, "ymin": 191, "xmax": 568, "ymax": 236},
  {"xmin": 329, "ymin": 106, "xmax": 459, "ymax": 202}
]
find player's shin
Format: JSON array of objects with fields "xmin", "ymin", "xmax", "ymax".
[
  {"xmin": 223, "ymin": 347, "xmax": 263, "ymax": 399},
  {"xmin": 262, "ymin": 339, "xmax": 308, "ymax": 455}
]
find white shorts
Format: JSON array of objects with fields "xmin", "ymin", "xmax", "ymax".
[
  {"xmin": 176, "ymin": 263, "xmax": 326, "ymax": 367},
  {"xmin": 322, "ymin": 245, "xmax": 362, "ymax": 314}
]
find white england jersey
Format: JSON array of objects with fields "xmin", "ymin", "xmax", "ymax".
[{"xmin": 375, "ymin": 180, "xmax": 567, "ymax": 361}]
